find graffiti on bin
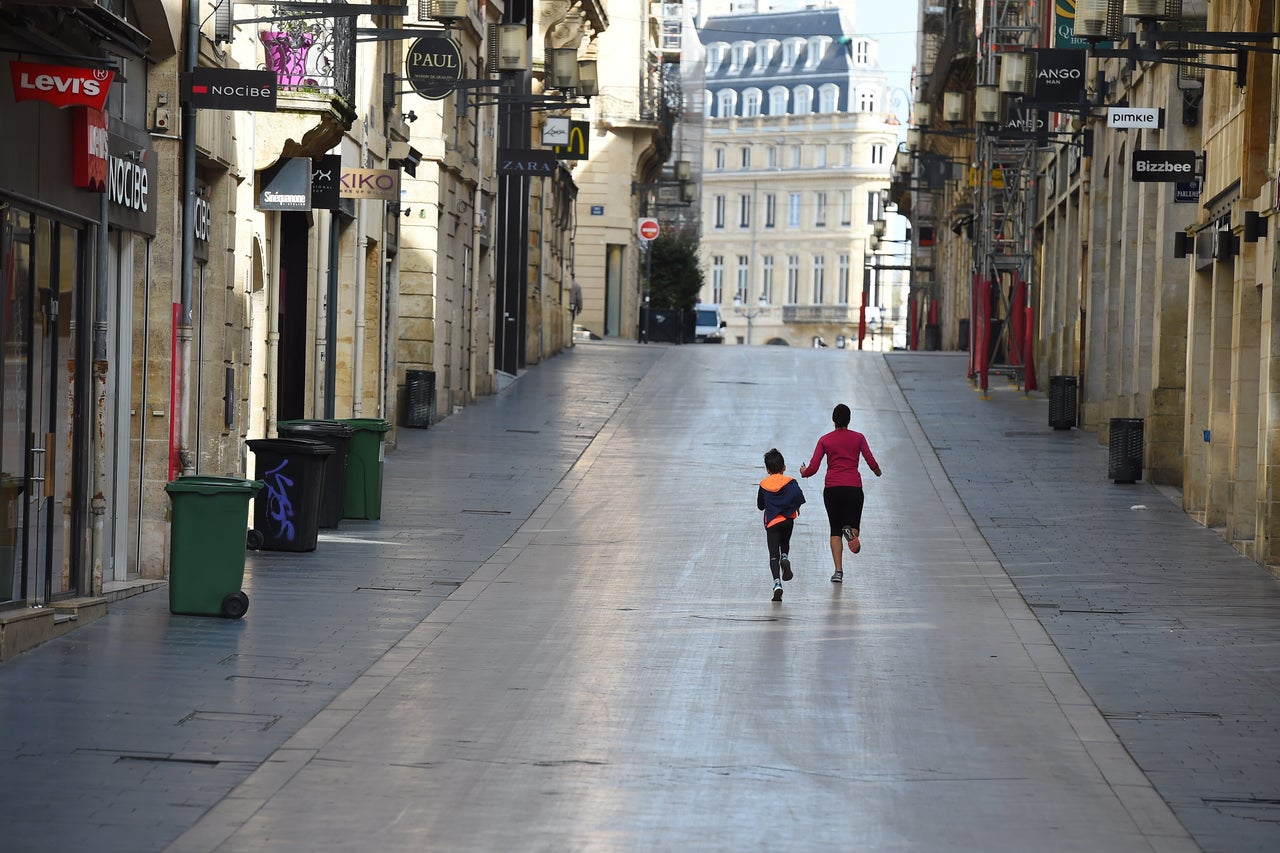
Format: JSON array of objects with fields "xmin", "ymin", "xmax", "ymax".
[{"xmin": 263, "ymin": 459, "xmax": 296, "ymax": 541}]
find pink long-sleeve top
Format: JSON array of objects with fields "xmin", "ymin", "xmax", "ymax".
[{"xmin": 802, "ymin": 428, "xmax": 878, "ymax": 488}]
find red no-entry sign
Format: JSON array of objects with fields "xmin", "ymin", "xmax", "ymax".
[{"xmin": 637, "ymin": 218, "xmax": 660, "ymax": 241}]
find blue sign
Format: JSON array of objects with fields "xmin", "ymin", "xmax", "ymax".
[
  {"xmin": 1175, "ymin": 179, "xmax": 1202, "ymax": 203},
  {"xmin": 590, "ymin": 205, "xmax": 604, "ymax": 215}
]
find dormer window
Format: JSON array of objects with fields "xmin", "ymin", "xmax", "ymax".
[
  {"xmin": 853, "ymin": 39, "xmax": 871, "ymax": 65},
  {"xmin": 781, "ymin": 38, "xmax": 803, "ymax": 70},
  {"xmin": 706, "ymin": 43, "xmax": 728, "ymax": 74},
  {"xmin": 804, "ymin": 36, "xmax": 831, "ymax": 69},
  {"xmin": 818, "ymin": 83, "xmax": 840, "ymax": 113},
  {"xmin": 729, "ymin": 42, "xmax": 751, "ymax": 74},
  {"xmin": 753, "ymin": 40, "xmax": 778, "ymax": 73}
]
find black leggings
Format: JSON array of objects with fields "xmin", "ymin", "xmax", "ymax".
[
  {"xmin": 765, "ymin": 519, "xmax": 794, "ymax": 579},
  {"xmin": 823, "ymin": 486, "xmax": 865, "ymax": 537}
]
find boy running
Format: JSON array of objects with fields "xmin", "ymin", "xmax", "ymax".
[{"xmin": 757, "ymin": 448, "xmax": 806, "ymax": 601}]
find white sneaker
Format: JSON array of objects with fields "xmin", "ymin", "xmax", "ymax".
[
  {"xmin": 772, "ymin": 581, "xmax": 783, "ymax": 601},
  {"xmin": 830, "ymin": 570, "xmax": 843, "ymax": 583}
]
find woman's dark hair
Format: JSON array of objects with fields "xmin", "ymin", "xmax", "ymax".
[
  {"xmin": 763, "ymin": 448, "xmax": 785, "ymax": 474},
  {"xmin": 832, "ymin": 404, "xmax": 851, "ymax": 428}
]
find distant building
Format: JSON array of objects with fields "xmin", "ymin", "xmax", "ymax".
[{"xmin": 693, "ymin": 5, "xmax": 899, "ymax": 347}]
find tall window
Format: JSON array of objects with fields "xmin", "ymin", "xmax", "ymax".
[
  {"xmin": 764, "ymin": 193, "xmax": 776, "ymax": 228},
  {"xmin": 736, "ymin": 255, "xmax": 750, "ymax": 300},
  {"xmin": 788, "ymin": 193, "xmax": 801, "ymax": 227},
  {"xmin": 743, "ymin": 88, "xmax": 761, "ymax": 116},
  {"xmin": 706, "ymin": 44, "xmax": 726, "ymax": 73},
  {"xmin": 793, "ymin": 84, "xmax": 813, "ymax": 114},
  {"xmin": 815, "ymin": 146, "xmax": 827, "ymax": 168},
  {"xmin": 871, "ymin": 143, "xmax": 886, "ymax": 165},
  {"xmin": 781, "ymin": 39, "xmax": 800, "ymax": 70},
  {"xmin": 867, "ymin": 190, "xmax": 883, "ymax": 224},
  {"xmin": 741, "ymin": 147, "xmax": 751, "ymax": 169},
  {"xmin": 729, "ymin": 42, "xmax": 748, "ymax": 73},
  {"xmin": 812, "ymin": 255, "xmax": 825, "ymax": 304},
  {"xmin": 854, "ymin": 40, "xmax": 870, "ymax": 65},
  {"xmin": 839, "ymin": 190, "xmax": 852, "ymax": 226},
  {"xmin": 714, "ymin": 148, "xmax": 725, "ymax": 170},
  {"xmin": 837, "ymin": 253, "xmax": 850, "ymax": 303},
  {"xmin": 754, "ymin": 40, "xmax": 777, "ymax": 72},
  {"xmin": 767, "ymin": 145, "xmax": 778, "ymax": 169},
  {"xmin": 762, "ymin": 255, "xmax": 774, "ymax": 303},
  {"xmin": 717, "ymin": 88, "xmax": 737, "ymax": 116},
  {"xmin": 857, "ymin": 89, "xmax": 877, "ymax": 112},
  {"xmin": 712, "ymin": 256, "xmax": 724, "ymax": 303},
  {"xmin": 814, "ymin": 191, "xmax": 827, "ymax": 227},
  {"xmin": 768, "ymin": 87, "xmax": 788, "ymax": 115},
  {"xmin": 714, "ymin": 194, "xmax": 726, "ymax": 229},
  {"xmin": 786, "ymin": 255, "xmax": 800, "ymax": 304},
  {"xmin": 739, "ymin": 194, "xmax": 751, "ymax": 228},
  {"xmin": 790, "ymin": 145, "xmax": 801, "ymax": 167}
]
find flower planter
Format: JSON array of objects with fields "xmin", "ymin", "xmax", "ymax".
[{"xmin": 261, "ymin": 30, "xmax": 315, "ymax": 86}]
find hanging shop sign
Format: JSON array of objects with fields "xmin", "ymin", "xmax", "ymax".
[
  {"xmin": 312, "ymin": 154, "xmax": 342, "ymax": 209},
  {"xmin": 72, "ymin": 107, "xmax": 109, "ymax": 191},
  {"xmin": 1174, "ymin": 179, "xmax": 1202, "ymax": 203},
  {"xmin": 1107, "ymin": 107, "xmax": 1162, "ymax": 129},
  {"xmin": 1024, "ymin": 49, "xmax": 1087, "ymax": 106},
  {"xmin": 193, "ymin": 181, "xmax": 211, "ymax": 263},
  {"xmin": 1131, "ymin": 149, "xmax": 1198, "ymax": 183},
  {"xmin": 405, "ymin": 37, "xmax": 462, "ymax": 100},
  {"xmin": 497, "ymin": 148, "xmax": 558, "ymax": 176},
  {"xmin": 9, "ymin": 61, "xmax": 114, "ymax": 110},
  {"xmin": 258, "ymin": 157, "xmax": 312, "ymax": 210},
  {"xmin": 340, "ymin": 168, "xmax": 399, "ymax": 201},
  {"xmin": 551, "ymin": 121, "xmax": 590, "ymax": 161},
  {"xmin": 183, "ymin": 67, "xmax": 277, "ymax": 111},
  {"xmin": 542, "ymin": 117, "xmax": 570, "ymax": 147},
  {"xmin": 106, "ymin": 123, "xmax": 157, "ymax": 236}
]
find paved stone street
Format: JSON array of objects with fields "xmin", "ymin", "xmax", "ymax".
[{"xmin": 1, "ymin": 344, "xmax": 1277, "ymax": 852}]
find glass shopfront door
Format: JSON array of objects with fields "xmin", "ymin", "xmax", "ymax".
[{"xmin": 0, "ymin": 207, "xmax": 81, "ymax": 606}]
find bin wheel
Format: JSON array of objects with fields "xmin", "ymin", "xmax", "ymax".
[
  {"xmin": 246, "ymin": 529, "xmax": 264, "ymax": 550},
  {"xmin": 221, "ymin": 591, "xmax": 249, "ymax": 619}
]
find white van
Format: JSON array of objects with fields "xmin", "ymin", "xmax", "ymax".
[{"xmin": 694, "ymin": 306, "xmax": 726, "ymax": 343}]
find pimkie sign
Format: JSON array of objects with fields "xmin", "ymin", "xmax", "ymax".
[
  {"xmin": 10, "ymin": 61, "xmax": 113, "ymax": 110},
  {"xmin": 1132, "ymin": 149, "xmax": 1198, "ymax": 182}
]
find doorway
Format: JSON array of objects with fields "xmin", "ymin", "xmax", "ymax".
[{"xmin": 0, "ymin": 207, "xmax": 85, "ymax": 606}]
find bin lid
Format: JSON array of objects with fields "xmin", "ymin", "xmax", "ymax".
[
  {"xmin": 247, "ymin": 437, "xmax": 335, "ymax": 455},
  {"xmin": 164, "ymin": 475, "xmax": 264, "ymax": 496},
  {"xmin": 337, "ymin": 418, "xmax": 391, "ymax": 433},
  {"xmin": 278, "ymin": 419, "xmax": 355, "ymax": 438}
]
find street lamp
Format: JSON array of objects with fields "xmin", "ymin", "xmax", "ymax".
[{"xmin": 734, "ymin": 291, "xmax": 768, "ymax": 346}]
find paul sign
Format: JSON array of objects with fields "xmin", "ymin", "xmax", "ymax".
[
  {"xmin": 1131, "ymin": 149, "xmax": 1198, "ymax": 183},
  {"xmin": 405, "ymin": 37, "xmax": 463, "ymax": 100}
]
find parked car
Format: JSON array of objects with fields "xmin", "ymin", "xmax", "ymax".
[{"xmin": 694, "ymin": 306, "xmax": 726, "ymax": 343}]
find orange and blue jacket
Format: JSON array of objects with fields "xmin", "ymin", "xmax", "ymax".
[{"xmin": 757, "ymin": 474, "xmax": 805, "ymax": 528}]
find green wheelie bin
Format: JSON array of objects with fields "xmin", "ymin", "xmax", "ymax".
[
  {"xmin": 338, "ymin": 418, "xmax": 391, "ymax": 520},
  {"xmin": 164, "ymin": 475, "xmax": 263, "ymax": 618}
]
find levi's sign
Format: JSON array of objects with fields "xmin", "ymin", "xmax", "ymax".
[
  {"xmin": 1108, "ymin": 107, "xmax": 1162, "ymax": 129},
  {"xmin": 10, "ymin": 61, "xmax": 113, "ymax": 110},
  {"xmin": 1132, "ymin": 149, "xmax": 1198, "ymax": 182},
  {"xmin": 184, "ymin": 68, "xmax": 277, "ymax": 111}
]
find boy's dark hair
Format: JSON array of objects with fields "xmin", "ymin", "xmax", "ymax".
[
  {"xmin": 832, "ymin": 404, "xmax": 851, "ymax": 428},
  {"xmin": 763, "ymin": 448, "xmax": 785, "ymax": 474}
]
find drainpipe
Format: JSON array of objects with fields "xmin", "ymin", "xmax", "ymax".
[
  {"xmin": 91, "ymin": 192, "xmax": 108, "ymax": 595},
  {"xmin": 267, "ymin": 215, "xmax": 282, "ymax": 438},
  {"xmin": 353, "ymin": 198, "xmax": 367, "ymax": 417},
  {"xmin": 176, "ymin": 0, "xmax": 199, "ymax": 476},
  {"xmin": 324, "ymin": 209, "xmax": 339, "ymax": 418}
]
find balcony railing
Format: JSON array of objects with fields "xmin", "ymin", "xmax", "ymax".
[
  {"xmin": 259, "ymin": 15, "xmax": 355, "ymax": 104},
  {"xmin": 782, "ymin": 305, "xmax": 857, "ymax": 324}
]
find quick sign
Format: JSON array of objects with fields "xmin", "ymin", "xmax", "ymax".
[
  {"xmin": 1132, "ymin": 149, "xmax": 1198, "ymax": 183},
  {"xmin": 497, "ymin": 148, "xmax": 558, "ymax": 176},
  {"xmin": 405, "ymin": 37, "xmax": 462, "ymax": 100},
  {"xmin": 184, "ymin": 67, "xmax": 277, "ymax": 111},
  {"xmin": 9, "ymin": 61, "xmax": 113, "ymax": 110},
  {"xmin": 1108, "ymin": 107, "xmax": 1162, "ymax": 129},
  {"xmin": 340, "ymin": 168, "xmax": 399, "ymax": 201}
]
